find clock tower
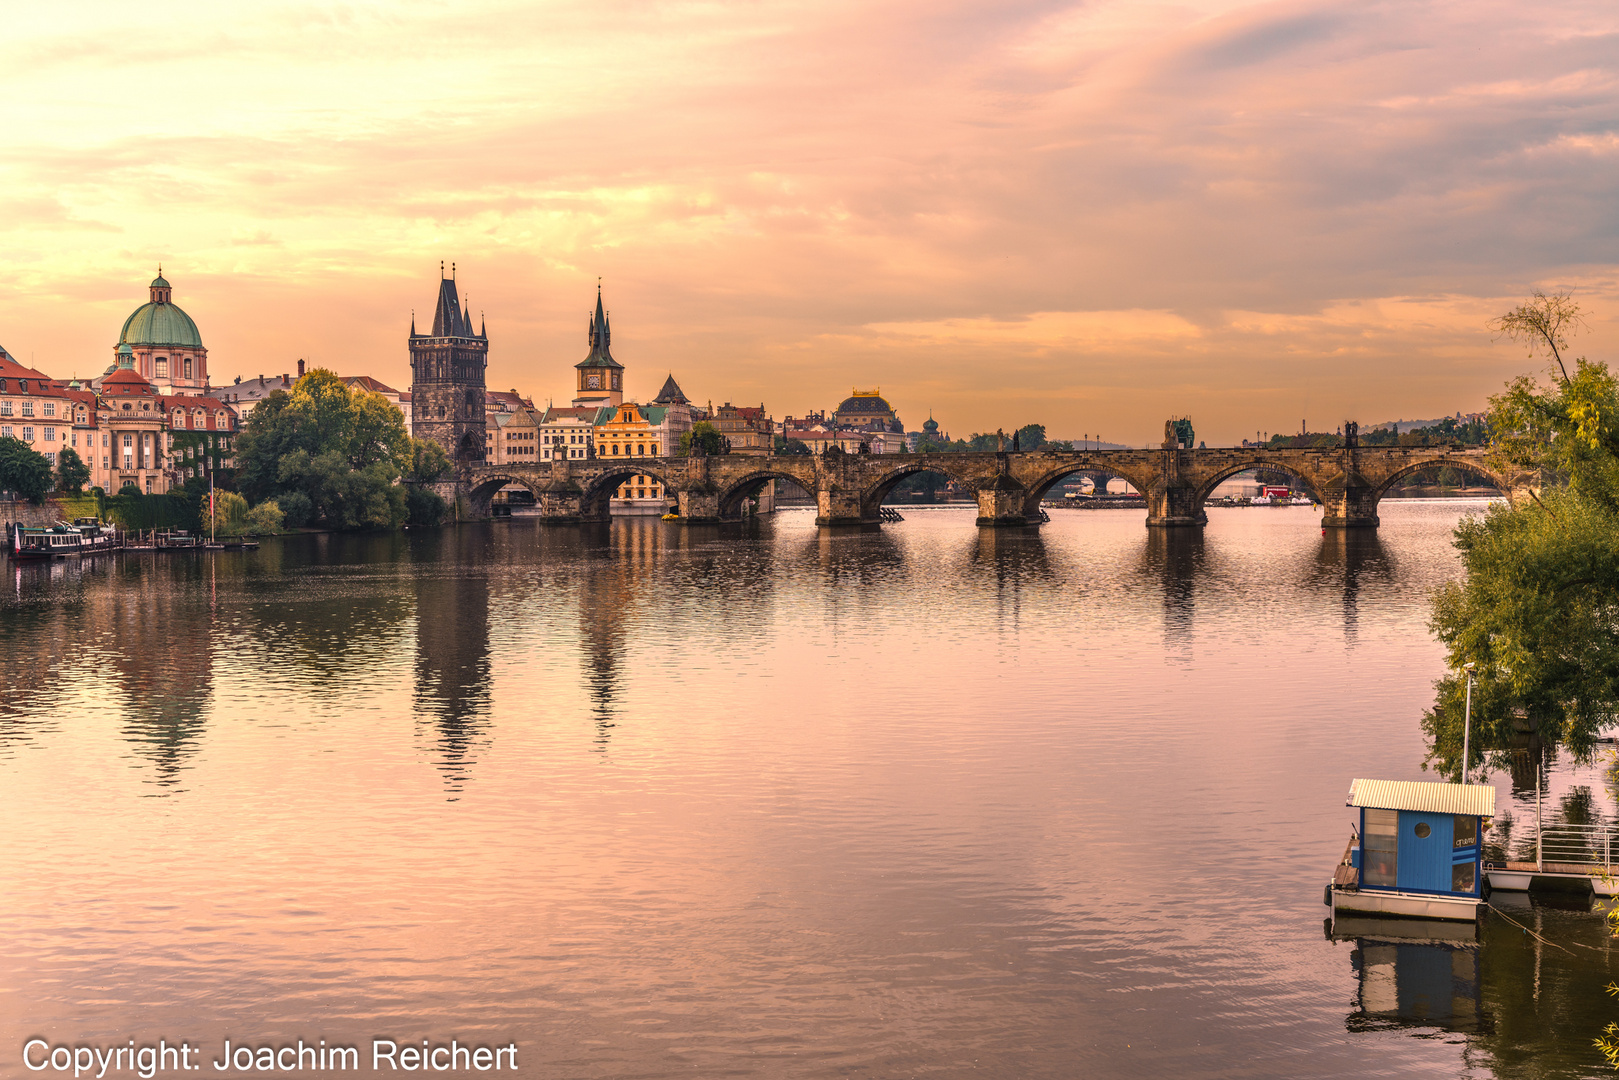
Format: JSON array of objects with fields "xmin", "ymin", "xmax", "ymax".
[{"xmin": 572, "ymin": 285, "xmax": 623, "ymax": 409}]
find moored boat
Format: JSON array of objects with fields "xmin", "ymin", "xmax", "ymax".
[
  {"xmin": 9, "ymin": 524, "xmax": 85, "ymax": 560},
  {"xmin": 1327, "ymin": 778, "xmax": 1494, "ymax": 923}
]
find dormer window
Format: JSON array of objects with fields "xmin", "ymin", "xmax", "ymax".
[
  {"xmin": 174, "ymin": 410, "xmax": 185, "ymax": 427},
  {"xmin": 18, "ymin": 380, "xmax": 27, "ymax": 393}
]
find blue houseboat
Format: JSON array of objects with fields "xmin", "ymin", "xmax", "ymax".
[{"xmin": 1329, "ymin": 779, "xmax": 1495, "ymax": 922}]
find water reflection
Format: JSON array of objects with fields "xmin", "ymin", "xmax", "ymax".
[
  {"xmin": 1143, "ymin": 527, "xmax": 1203, "ymax": 658},
  {"xmin": 410, "ymin": 529, "xmax": 492, "ymax": 795},
  {"xmin": 1334, "ymin": 919, "xmax": 1489, "ymax": 1034},
  {"xmin": 1312, "ymin": 530, "xmax": 1394, "ymax": 645}
]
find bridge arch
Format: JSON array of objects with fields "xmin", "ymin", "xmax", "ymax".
[
  {"xmin": 1023, "ymin": 460, "xmax": 1158, "ymax": 515},
  {"xmin": 860, "ymin": 461, "xmax": 970, "ymax": 517},
  {"xmin": 1371, "ymin": 456, "xmax": 1508, "ymax": 499},
  {"xmin": 1191, "ymin": 460, "xmax": 1328, "ymax": 507},
  {"xmin": 465, "ymin": 472, "xmax": 543, "ymax": 517},
  {"xmin": 718, "ymin": 467, "xmax": 819, "ymax": 519},
  {"xmin": 579, "ymin": 464, "xmax": 682, "ymax": 519}
]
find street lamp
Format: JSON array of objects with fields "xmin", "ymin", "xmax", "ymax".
[{"xmin": 1462, "ymin": 661, "xmax": 1476, "ymax": 782}]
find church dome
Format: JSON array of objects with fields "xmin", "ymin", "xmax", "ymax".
[
  {"xmin": 923, "ymin": 416, "xmax": 939, "ymax": 433},
  {"xmin": 836, "ymin": 393, "xmax": 892, "ymax": 414},
  {"xmin": 117, "ymin": 271, "xmax": 203, "ymax": 348}
]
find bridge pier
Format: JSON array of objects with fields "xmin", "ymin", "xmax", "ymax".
[
  {"xmin": 976, "ymin": 474, "xmax": 1032, "ymax": 527},
  {"xmin": 1321, "ymin": 486, "xmax": 1380, "ymax": 529},
  {"xmin": 536, "ymin": 481, "xmax": 588, "ymax": 525},
  {"xmin": 1145, "ymin": 485, "xmax": 1207, "ymax": 528},
  {"xmin": 817, "ymin": 488, "xmax": 874, "ymax": 527},
  {"xmin": 677, "ymin": 488, "xmax": 722, "ymax": 524}
]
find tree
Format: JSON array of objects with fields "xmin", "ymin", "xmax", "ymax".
[
  {"xmin": 680, "ymin": 421, "xmax": 725, "ymax": 456},
  {"xmin": 1016, "ymin": 423, "xmax": 1048, "ymax": 450},
  {"xmin": 1490, "ymin": 290, "xmax": 1586, "ymax": 385},
  {"xmin": 55, "ymin": 447, "xmax": 90, "ymax": 495},
  {"xmin": 1423, "ymin": 310, "xmax": 1619, "ymax": 775},
  {"xmin": 209, "ymin": 491, "xmax": 250, "ymax": 536},
  {"xmin": 406, "ymin": 437, "xmax": 451, "ymax": 483},
  {"xmin": 234, "ymin": 368, "xmax": 413, "ymax": 529},
  {"xmin": 245, "ymin": 500, "xmax": 285, "ymax": 534},
  {"xmin": 0, "ymin": 436, "xmax": 54, "ymax": 503},
  {"xmin": 774, "ymin": 435, "xmax": 811, "ymax": 455}
]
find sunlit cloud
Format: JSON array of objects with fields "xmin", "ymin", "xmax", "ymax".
[{"xmin": 1, "ymin": 0, "xmax": 1615, "ymax": 441}]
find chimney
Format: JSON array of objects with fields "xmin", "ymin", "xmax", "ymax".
[
  {"xmin": 282, "ymin": 374, "xmax": 289, "ymax": 386},
  {"xmin": 298, "ymin": 359, "xmax": 305, "ymax": 377}
]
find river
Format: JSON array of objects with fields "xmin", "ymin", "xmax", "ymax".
[{"xmin": 2, "ymin": 501, "xmax": 1616, "ymax": 1078}]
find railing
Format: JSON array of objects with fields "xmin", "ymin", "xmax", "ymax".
[{"xmin": 1502, "ymin": 822, "xmax": 1619, "ymax": 871}]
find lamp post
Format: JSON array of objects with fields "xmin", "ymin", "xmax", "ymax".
[{"xmin": 1462, "ymin": 661, "xmax": 1476, "ymax": 782}]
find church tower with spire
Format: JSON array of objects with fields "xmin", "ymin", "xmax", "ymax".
[
  {"xmin": 572, "ymin": 285, "xmax": 623, "ymax": 409},
  {"xmin": 409, "ymin": 263, "xmax": 489, "ymax": 469}
]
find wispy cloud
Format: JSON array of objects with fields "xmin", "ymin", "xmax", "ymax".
[{"xmin": 1, "ymin": 0, "xmax": 1615, "ymax": 440}]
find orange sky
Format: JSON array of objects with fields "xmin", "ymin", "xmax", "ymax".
[{"xmin": 3, "ymin": 0, "xmax": 1616, "ymax": 444}]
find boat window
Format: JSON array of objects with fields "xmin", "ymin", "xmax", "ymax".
[
  {"xmin": 1453, "ymin": 815, "xmax": 1477, "ymax": 848},
  {"xmin": 1362, "ymin": 808, "xmax": 1398, "ymax": 887},
  {"xmin": 1414, "ymin": 822, "xmax": 1431, "ymax": 839},
  {"xmin": 1452, "ymin": 862, "xmax": 1475, "ymax": 893}
]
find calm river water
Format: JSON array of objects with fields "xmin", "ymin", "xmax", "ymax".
[{"xmin": 3, "ymin": 502, "xmax": 1617, "ymax": 1079}]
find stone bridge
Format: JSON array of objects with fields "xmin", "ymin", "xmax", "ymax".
[{"xmin": 450, "ymin": 427, "xmax": 1513, "ymax": 529}]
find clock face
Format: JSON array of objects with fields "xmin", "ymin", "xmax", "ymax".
[{"xmin": 587, "ymin": 374, "xmax": 601, "ymax": 389}]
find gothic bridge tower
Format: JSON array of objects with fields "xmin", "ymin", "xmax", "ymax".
[{"xmin": 410, "ymin": 264, "xmax": 488, "ymax": 469}]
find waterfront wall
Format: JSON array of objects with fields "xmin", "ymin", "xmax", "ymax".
[{"xmin": 0, "ymin": 495, "xmax": 100, "ymax": 532}]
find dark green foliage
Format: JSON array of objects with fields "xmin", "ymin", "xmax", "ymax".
[
  {"xmin": 235, "ymin": 368, "xmax": 412, "ymax": 529},
  {"xmin": 0, "ymin": 436, "xmax": 54, "ymax": 503},
  {"xmin": 406, "ymin": 438, "xmax": 451, "ymax": 483},
  {"xmin": 278, "ymin": 491, "xmax": 314, "ymax": 528},
  {"xmin": 1425, "ymin": 357, "xmax": 1619, "ymax": 775},
  {"xmin": 1016, "ymin": 423, "xmax": 1048, "ymax": 450},
  {"xmin": 406, "ymin": 485, "xmax": 449, "ymax": 526},
  {"xmin": 681, "ymin": 421, "xmax": 725, "ymax": 456},
  {"xmin": 102, "ymin": 491, "xmax": 201, "ymax": 532},
  {"xmin": 774, "ymin": 436, "xmax": 811, "ymax": 455},
  {"xmin": 55, "ymin": 448, "xmax": 90, "ymax": 495}
]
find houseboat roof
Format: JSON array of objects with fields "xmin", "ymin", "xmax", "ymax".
[{"xmin": 1347, "ymin": 779, "xmax": 1495, "ymax": 818}]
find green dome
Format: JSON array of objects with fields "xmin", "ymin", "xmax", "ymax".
[
  {"xmin": 119, "ymin": 300, "xmax": 202, "ymax": 348},
  {"xmin": 150, "ymin": 274, "xmax": 170, "ymax": 289}
]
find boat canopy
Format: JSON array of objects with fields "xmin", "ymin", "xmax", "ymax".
[{"xmin": 1347, "ymin": 779, "xmax": 1495, "ymax": 818}]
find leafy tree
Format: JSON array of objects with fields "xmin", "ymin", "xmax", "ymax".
[
  {"xmin": 406, "ymin": 437, "xmax": 451, "ymax": 483},
  {"xmin": 1046, "ymin": 439, "xmax": 1073, "ymax": 451},
  {"xmin": 0, "ymin": 436, "xmax": 54, "ymax": 503},
  {"xmin": 209, "ymin": 491, "xmax": 250, "ymax": 536},
  {"xmin": 680, "ymin": 421, "xmax": 725, "ymax": 456},
  {"xmin": 774, "ymin": 436, "xmax": 811, "ymax": 455},
  {"xmin": 235, "ymin": 368, "xmax": 412, "ymax": 529},
  {"xmin": 245, "ymin": 500, "xmax": 285, "ymax": 534},
  {"xmin": 406, "ymin": 486, "xmax": 449, "ymax": 526},
  {"xmin": 278, "ymin": 491, "xmax": 314, "ymax": 528},
  {"xmin": 54, "ymin": 447, "xmax": 90, "ymax": 495},
  {"xmin": 1423, "ymin": 302, "xmax": 1619, "ymax": 775},
  {"xmin": 1016, "ymin": 423, "xmax": 1047, "ymax": 450}
]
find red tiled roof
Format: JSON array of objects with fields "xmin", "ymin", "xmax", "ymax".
[
  {"xmin": 342, "ymin": 375, "xmax": 401, "ymax": 396},
  {"xmin": 165, "ymin": 394, "xmax": 239, "ymax": 431},
  {"xmin": 103, "ymin": 368, "xmax": 158, "ymax": 394}
]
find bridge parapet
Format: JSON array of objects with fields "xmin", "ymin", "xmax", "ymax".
[{"xmin": 449, "ymin": 441, "xmax": 1506, "ymax": 530}]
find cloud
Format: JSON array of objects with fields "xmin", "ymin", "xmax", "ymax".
[{"xmin": 1, "ymin": 0, "xmax": 1616, "ymax": 441}]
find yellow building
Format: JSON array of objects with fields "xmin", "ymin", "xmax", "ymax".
[{"xmin": 594, "ymin": 402, "xmax": 668, "ymax": 514}]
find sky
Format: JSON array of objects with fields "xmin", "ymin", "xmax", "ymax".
[{"xmin": 3, "ymin": 0, "xmax": 1617, "ymax": 445}]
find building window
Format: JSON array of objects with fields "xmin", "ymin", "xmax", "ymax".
[
  {"xmin": 21, "ymin": 427, "xmax": 32, "ymax": 442},
  {"xmin": 0, "ymin": 401, "xmax": 10, "ymax": 416},
  {"xmin": 184, "ymin": 358, "xmax": 193, "ymax": 379},
  {"xmin": 0, "ymin": 426, "xmax": 9, "ymax": 438},
  {"xmin": 43, "ymin": 427, "xmax": 54, "ymax": 442},
  {"xmin": 45, "ymin": 452, "xmax": 55, "ymax": 464},
  {"xmin": 103, "ymin": 434, "xmax": 109, "ymax": 447},
  {"xmin": 21, "ymin": 401, "xmax": 34, "ymax": 417},
  {"xmin": 156, "ymin": 357, "xmax": 168, "ymax": 377},
  {"xmin": 102, "ymin": 456, "xmax": 108, "ymax": 469},
  {"xmin": 175, "ymin": 411, "xmax": 186, "ymax": 427},
  {"xmin": 43, "ymin": 403, "xmax": 55, "ymax": 417}
]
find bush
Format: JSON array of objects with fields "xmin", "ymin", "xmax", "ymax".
[
  {"xmin": 245, "ymin": 500, "xmax": 285, "ymax": 534},
  {"xmin": 406, "ymin": 485, "xmax": 449, "ymax": 526},
  {"xmin": 0, "ymin": 436, "xmax": 54, "ymax": 503},
  {"xmin": 278, "ymin": 490, "xmax": 314, "ymax": 528}
]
